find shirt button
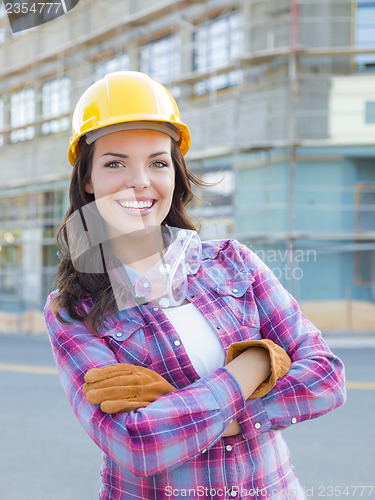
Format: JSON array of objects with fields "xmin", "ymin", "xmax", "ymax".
[
  {"xmin": 174, "ymin": 340, "xmax": 181, "ymax": 347},
  {"xmin": 226, "ymin": 445, "xmax": 233, "ymax": 452},
  {"xmin": 216, "ymin": 326, "xmax": 221, "ymax": 330},
  {"xmin": 190, "ymin": 294, "xmax": 196, "ymax": 298},
  {"xmin": 254, "ymin": 422, "xmax": 261, "ymax": 429},
  {"xmin": 201, "ymin": 448, "xmax": 207, "ymax": 454},
  {"xmin": 291, "ymin": 417, "xmax": 297, "ymax": 424},
  {"xmin": 116, "ymin": 332, "xmax": 123, "ymax": 338},
  {"xmin": 230, "ymin": 490, "xmax": 238, "ymax": 497},
  {"xmin": 159, "ymin": 297, "xmax": 170, "ymax": 308},
  {"xmin": 232, "ymin": 288, "xmax": 238, "ymax": 293},
  {"xmin": 153, "ymin": 307, "xmax": 159, "ymax": 312}
]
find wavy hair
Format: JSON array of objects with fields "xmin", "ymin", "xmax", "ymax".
[{"xmin": 51, "ymin": 137, "xmax": 211, "ymax": 333}]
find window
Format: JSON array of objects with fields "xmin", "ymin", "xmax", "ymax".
[
  {"xmin": 355, "ymin": 183, "xmax": 375, "ymax": 285},
  {"xmin": 365, "ymin": 101, "xmax": 375, "ymax": 123},
  {"xmin": 0, "ymin": 99, "xmax": 4, "ymax": 147},
  {"xmin": 94, "ymin": 53, "xmax": 129, "ymax": 81},
  {"xmin": 192, "ymin": 167, "xmax": 234, "ymax": 216},
  {"xmin": 0, "ymin": 242, "xmax": 22, "ymax": 297},
  {"xmin": 41, "ymin": 77, "xmax": 70, "ymax": 135},
  {"xmin": 23, "ymin": 195, "xmax": 40, "ymax": 220},
  {"xmin": 43, "ymin": 190, "xmax": 64, "ymax": 224},
  {"xmin": 140, "ymin": 35, "xmax": 180, "ymax": 95},
  {"xmin": 0, "ymin": 198, "xmax": 19, "ymax": 222},
  {"xmin": 356, "ymin": 184, "xmax": 375, "ymax": 232},
  {"xmin": 10, "ymin": 88, "xmax": 35, "ymax": 143},
  {"xmin": 193, "ymin": 12, "xmax": 243, "ymax": 95},
  {"xmin": 191, "ymin": 166, "xmax": 235, "ymax": 238},
  {"xmin": 356, "ymin": 1, "xmax": 375, "ymax": 69}
]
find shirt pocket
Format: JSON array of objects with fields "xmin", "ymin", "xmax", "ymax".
[
  {"xmin": 214, "ymin": 272, "xmax": 260, "ymax": 328},
  {"xmin": 99, "ymin": 317, "xmax": 151, "ymax": 366}
]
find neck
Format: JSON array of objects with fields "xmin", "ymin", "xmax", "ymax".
[{"xmin": 110, "ymin": 226, "xmax": 167, "ymax": 272}]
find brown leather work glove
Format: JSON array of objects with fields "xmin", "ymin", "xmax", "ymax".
[
  {"xmin": 225, "ymin": 339, "xmax": 291, "ymax": 399},
  {"xmin": 83, "ymin": 363, "xmax": 177, "ymax": 413}
]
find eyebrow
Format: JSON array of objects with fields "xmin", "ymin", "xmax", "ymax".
[{"xmin": 101, "ymin": 151, "xmax": 171, "ymax": 159}]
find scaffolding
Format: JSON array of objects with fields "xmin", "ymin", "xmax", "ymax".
[{"xmin": 0, "ymin": 0, "xmax": 374, "ymax": 331}]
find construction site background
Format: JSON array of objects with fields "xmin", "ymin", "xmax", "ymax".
[{"xmin": 0, "ymin": 0, "xmax": 374, "ymax": 335}]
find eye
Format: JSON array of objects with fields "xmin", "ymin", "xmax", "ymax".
[
  {"xmin": 104, "ymin": 161, "xmax": 124, "ymax": 169},
  {"xmin": 152, "ymin": 161, "xmax": 168, "ymax": 169}
]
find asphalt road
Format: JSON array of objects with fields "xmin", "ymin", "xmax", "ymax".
[{"xmin": 0, "ymin": 334, "xmax": 374, "ymax": 500}]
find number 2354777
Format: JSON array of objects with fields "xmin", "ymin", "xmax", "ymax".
[{"xmin": 5, "ymin": 3, "xmax": 63, "ymax": 15}]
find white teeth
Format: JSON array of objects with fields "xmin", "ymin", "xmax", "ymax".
[{"xmin": 119, "ymin": 200, "xmax": 153, "ymax": 209}]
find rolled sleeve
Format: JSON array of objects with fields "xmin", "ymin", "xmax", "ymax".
[{"xmin": 233, "ymin": 241, "xmax": 346, "ymax": 437}]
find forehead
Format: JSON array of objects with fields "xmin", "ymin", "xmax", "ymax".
[{"xmin": 92, "ymin": 129, "xmax": 172, "ymax": 155}]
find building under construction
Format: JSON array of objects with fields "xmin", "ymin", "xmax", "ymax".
[{"xmin": 0, "ymin": 0, "xmax": 374, "ymax": 333}]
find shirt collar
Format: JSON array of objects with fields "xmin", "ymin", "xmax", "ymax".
[{"xmin": 201, "ymin": 239, "xmax": 229, "ymax": 260}]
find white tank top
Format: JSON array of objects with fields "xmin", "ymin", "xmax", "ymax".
[
  {"xmin": 163, "ymin": 302, "xmax": 225, "ymax": 378},
  {"xmin": 122, "ymin": 262, "xmax": 225, "ymax": 377}
]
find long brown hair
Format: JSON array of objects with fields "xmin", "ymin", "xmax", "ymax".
[{"xmin": 51, "ymin": 137, "xmax": 210, "ymax": 333}]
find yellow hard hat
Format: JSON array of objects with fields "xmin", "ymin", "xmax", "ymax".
[{"xmin": 68, "ymin": 71, "xmax": 191, "ymax": 165}]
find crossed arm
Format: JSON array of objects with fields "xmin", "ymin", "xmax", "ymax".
[
  {"xmin": 83, "ymin": 340, "xmax": 289, "ymax": 437},
  {"xmin": 223, "ymin": 346, "xmax": 272, "ymax": 435}
]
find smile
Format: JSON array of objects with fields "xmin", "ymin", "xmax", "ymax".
[{"xmin": 117, "ymin": 199, "xmax": 155, "ymax": 209}]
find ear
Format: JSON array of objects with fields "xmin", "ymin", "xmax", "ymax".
[{"xmin": 84, "ymin": 180, "xmax": 94, "ymax": 194}]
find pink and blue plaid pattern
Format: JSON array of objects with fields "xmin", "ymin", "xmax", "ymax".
[{"xmin": 44, "ymin": 238, "xmax": 346, "ymax": 499}]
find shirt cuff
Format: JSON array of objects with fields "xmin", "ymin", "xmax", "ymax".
[
  {"xmin": 236, "ymin": 397, "xmax": 273, "ymax": 438},
  {"xmin": 201, "ymin": 367, "xmax": 246, "ymax": 428}
]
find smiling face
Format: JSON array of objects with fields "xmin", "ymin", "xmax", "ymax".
[{"xmin": 85, "ymin": 129, "xmax": 175, "ymax": 240}]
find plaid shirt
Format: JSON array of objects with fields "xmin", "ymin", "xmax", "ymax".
[{"xmin": 44, "ymin": 238, "xmax": 346, "ymax": 500}]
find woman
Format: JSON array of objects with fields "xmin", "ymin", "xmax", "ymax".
[{"xmin": 44, "ymin": 71, "xmax": 346, "ymax": 499}]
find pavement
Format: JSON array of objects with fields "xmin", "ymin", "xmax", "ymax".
[
  {"xmin": 322, "ymin": 331, "xmax": 375, "ymax": 349},
  {"xmin": 0, "ymin": 333, "xmax": 374, "ymax": 500}
]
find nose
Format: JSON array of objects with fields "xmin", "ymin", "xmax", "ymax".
[{"xmin": 125, "ymin": 166, "xmax": 151, "ymax": 190}]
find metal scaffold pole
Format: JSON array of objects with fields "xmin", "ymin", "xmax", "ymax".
[{"xmin": 287, "ymin": 0, "xmax": 299, "ymax": 296}]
